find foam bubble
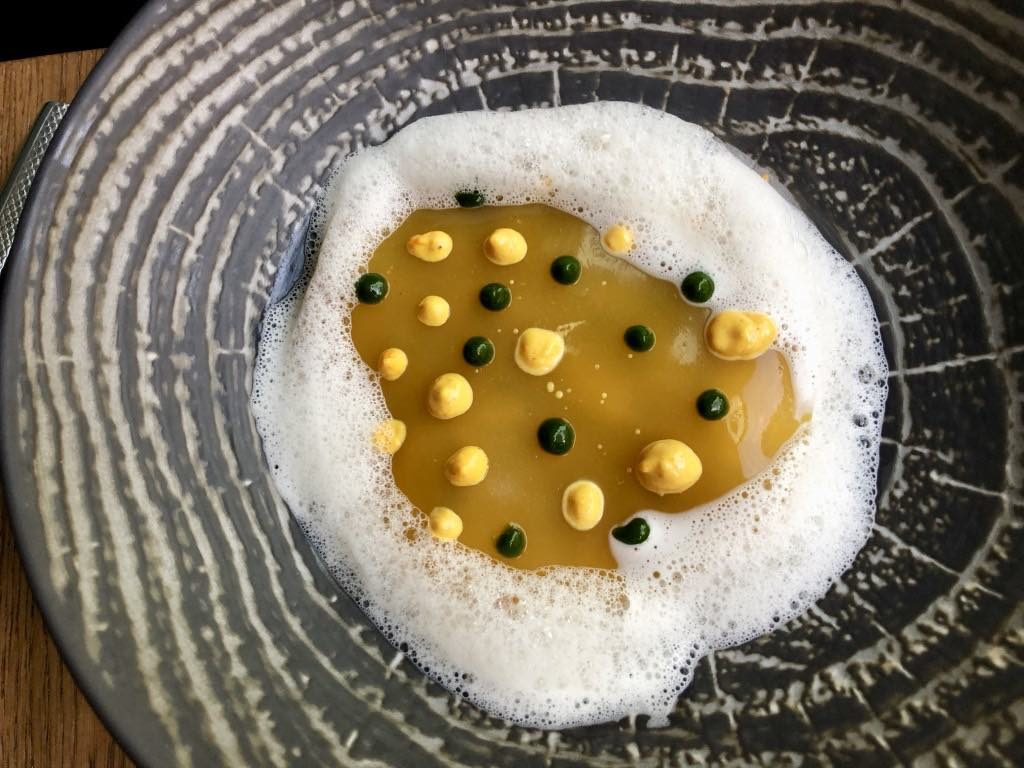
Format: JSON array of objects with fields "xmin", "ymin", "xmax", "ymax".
[{"xmin": 251, "ymin": 103, "xmax": 887, "ymax": 727}]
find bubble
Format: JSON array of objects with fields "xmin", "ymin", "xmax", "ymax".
[{"xmin": 250, "ymin": 103, "xmax": 887, "ymax": 729}]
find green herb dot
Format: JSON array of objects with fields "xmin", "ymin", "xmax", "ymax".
[
  {"xmin": 479, "ymin": 282, "xmax": 511, "ymax": 311},
  {"xmin": 696, "ymin": 389, "xmax": 729, "ymax": 420},
  {"xmin": 496, "ymin": 523, "xmax": 527, "ymax": 558},
  {"xmin": 550, "ymin": 255, "xmax": 582, "ymax": 285},
  {"xmin": 455, "ymin": 189, "xmax": 485, "ymax": 208},
  {"xmin": 681, "ymin": 271, "xmax": 714, "ymax": 303},
  {"xmin": 537, "ymin": 417, "xmax": 575, "ymax": 455},
  {"xmin": 355, "ymin": 273, "xmax": 389, "ymax": 304},
  {"xmin": 624, "ymin": 324, "xmax": 656, "ymax": 352},
  {"xmin": 463, "ymin": 336, "xmax": 495, "ymax": 367},
  {"xmin": 612, "ymin": 518, "xmax": 650, "ymax": 546}
]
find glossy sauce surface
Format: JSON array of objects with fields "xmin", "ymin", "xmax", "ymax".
[{"xmin": 352, "ymin": 204, "xmax": 802, "ymax": 569}]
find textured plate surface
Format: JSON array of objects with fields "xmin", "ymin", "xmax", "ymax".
[{"xmin": 1, "ymin": 1, "xmax": 1022, "ymax": 765}]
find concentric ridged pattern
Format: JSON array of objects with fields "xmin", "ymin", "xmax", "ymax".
[{"xmin": 1, "ymin": 0, "xmax": 1021, "ymax": 765}]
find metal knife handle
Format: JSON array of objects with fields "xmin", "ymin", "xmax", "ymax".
[{"xmin": 0, "ymin": 101, "xmax": 68, "ymax": 275}]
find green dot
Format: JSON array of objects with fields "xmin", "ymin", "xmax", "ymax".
[
  {"xmin": 496, "ymin": 523, "xmax": 527, "ymax": 558},
  {"xmin": 479, "ymin": 282, "xmax": 511, "ymax": 311},
  {"xmin": 550, "ymin": 255, "xmax": 582, "ymax": 285},
  {"xmin": 463, "ymin": 336, "xmax": 495, "ymax": 367},
  {"xmin": 696, "ymin": 389, "xmax": 729, "ymax": 420},
  {"xmin": 624, "ymin": 324, "xmax": 656, "ymax": 352},
  {"xmin": 355, "ymin": 273, "xmax": 388, "ymax": 304},
  {"xmin": 612, "ymin": 518, "xmax": 650, "ymax": 546},
  {"xmin": 681, "ymin": 271, "xmax": 714, "ymax": 303},
  {"xmin": 537, "ymin": 417, "xmax": 575, "ymax": 455},
  {"xmin": 455, "ymin": 189, "xmax": 485, "ymax": 208}
]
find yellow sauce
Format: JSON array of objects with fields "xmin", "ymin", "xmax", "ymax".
[{"xmin": 352, "ymin": 204, "xmax": 803, "ymax": 570}]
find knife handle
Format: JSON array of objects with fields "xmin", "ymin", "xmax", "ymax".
[{"xmin": 0, "ymin": 101, "xmax": 68, "ymax": 275}]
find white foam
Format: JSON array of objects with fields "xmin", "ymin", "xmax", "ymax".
[{"xmin": 250, "ymin": 103, "xmax": 887, "ymax": 728}]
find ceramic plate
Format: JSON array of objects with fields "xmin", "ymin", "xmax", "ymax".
[{"xmin": 2, "ymin": 1, "xmax": 1022, "ymax": 764}]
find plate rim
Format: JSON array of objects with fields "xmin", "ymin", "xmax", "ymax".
[{"xmin": 0, "ymin": 2, "xmax": 175, "ymax": 764}]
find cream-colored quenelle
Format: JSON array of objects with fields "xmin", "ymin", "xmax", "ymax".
[
  {"xmin": 562, "ymin": 480, "xmax": 605, "ymax": 531},
  {"xmin": 406, "ymin": 230, "xmax": 453, "ymax": 262},
  {"xmin": 251, "ymin": 103, "xmax": 887, "ymax": 729},
  {"xmin": 514, "ymin": 328, "xmax": 565, "ymax": 376},
  {"xmin": 444, "ymin": 446, "xmax": 489, "ymax": 487},
  {"xmin": 371, "ymin": 419, "xmax": 406, "ymax": 455},
  {"xmin": 634, "ymin": 439, "xmax": 703, "ymax": 495},
  {"xmin": 416, "ymin": 295, "xmax": 450, "ymax": 327},
  {"xmin": 377, "ymin": 347, "xmax": 407, "ymax": 381},
  {"xmin": 426, "ymin": 372, "xmax": 473, "ymax": 419},
  {"xmin": 484, "ymin": 227, "xmax": 528, "ymax": 265}
]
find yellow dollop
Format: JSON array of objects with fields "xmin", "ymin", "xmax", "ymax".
[
  {"xmin": 483, "ymin": 227, "xmax": 528, "ymax": 265},
  {"xmin": 426, "ymin": 373, "xmax": 473, "ymax": 419},
  {"xmin": 444, "ymin": 446, "xmax": 489, "ymax": 487},
  {"xmin": 428, "ymin": 507, "xmax": 463, "ymax": 541},
  {"xmin": 417, "ymin": 295, "xmax": 451, "ymax": 327},
  {"xmin": 406, "ymin": 230, "xmax": 453, "ymax": 262},
  {"xmin": 372, "ymin": 419, "xmax": 407, "ymax": 455},
  {"xmin": 514, "ymin": 328, "xmax": 565, "ymax": 376},
  {"xmin": 705, "ymin": 310, "xmax": 778, "ymax": 360},
  {"xmin": 634, "ymin": 439, "xmax": 702, "ymax": 495},
  {"xmin": 377, "ymin": 347, "xmax": 408, "ymax": 381},
  {"xmin": 561, "ymin": 480, "xmax": 605, "ymax": 531},
  {"xmin": 601, "ymin": 224, "xmax": 634, "ymax": 256}
]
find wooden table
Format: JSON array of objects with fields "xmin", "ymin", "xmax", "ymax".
[{"xmin": 0, "ymin": 50, "xmax": 133, "ymax": 768}]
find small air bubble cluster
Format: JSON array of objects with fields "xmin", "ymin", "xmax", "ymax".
[{"xmin": 250, "ymin": 103, "xmax": 887, "ymax": 729}]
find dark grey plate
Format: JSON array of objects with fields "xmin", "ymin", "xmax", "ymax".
[{"xmin": 2, "ymin": 1, "xmax": 1022, "ymax": 765}]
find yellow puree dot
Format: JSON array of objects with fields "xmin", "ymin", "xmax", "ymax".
[
  {"xmin": 377, "ymin": 347, "xmax": 408, "ymax": 381},
  {"xmin": 444, "ymin": 445, "xmax": 489, "ymax": 487},
  {"xmin": 406, "ymin": 230, "xmax": 453, "ymax": 262},
  {"xmin": 426, "ymin": 373, "xmax": 473, "ymax": 419},
  {"xmin": 601, "ymin": 224, "xmax": 634, "ymax": 255},
  {"xmin": 483, "ymin": 227, "xmax": 528, "ymax": 265},
  {"xmin": 634, "ymin": 439, "xmax": 703, "ymax": 495},
  {"xmin": 562, "ymin": 480, "xmax": 605, "ymax": 531},
  {"xmin": 705, "ymin": 310, "xmax": 777, "ymax": 360},
  {"xmin": 372, "ymin": 419, "xmax": 406, "ymax": 455},
  {"xmin": 428, "ymin": 507, "xmax": 463, "ymax": 540},
  {"xmin": 514, "ymin": 328, "xmax": 565, "ymax": 376},
  {"xmin": 417, "ymin": 295, "xmax": 450, "ymax": 326}
]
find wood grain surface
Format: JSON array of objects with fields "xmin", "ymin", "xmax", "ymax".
[{"xmin": 0, "ymin": 49, "xmax": 134, "ymax": 768}]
